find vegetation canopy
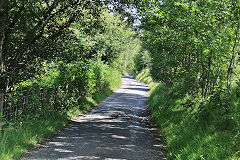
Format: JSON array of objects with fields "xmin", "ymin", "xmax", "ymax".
[{"xmin": 0, "ymin": 0, "xmax": 240, "ymax": 159}]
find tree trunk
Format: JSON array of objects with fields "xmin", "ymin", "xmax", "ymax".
[
  {"xmin": 0, "ymin": 93, "xmax": 3, "ymax": 130},
  {"xmin": 0, "ymin": 0, "xmax": 8, "ymax": 88},
  {"xmin": 0, "ymin": 0, "xmax": 8, "ymax": 128},
  {"xmin": 227, "ymin": 21, "xmax": 239, "ymax": 92}
]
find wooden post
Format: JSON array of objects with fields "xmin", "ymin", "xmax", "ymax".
[
  {"xmin": 0, "ymin": 92, "xmax": 4, "ymax": 130},
  {"xmin": 54, "ymin": 86, "xmax": 58, "ymax": 108},
  {"xmin": 23, "ymin": 89, "xmax": 29, "ymax": 114},
  {"xmin": 40, "ymin": 87, "xmax": 45, "ymax": 109}
]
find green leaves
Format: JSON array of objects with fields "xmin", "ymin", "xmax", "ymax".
[
  {"xmin": 139, "ymin": 0, "xmax": 240, "ymax": 98},
  {"xmin": 0, "ymin": 0, "xmax": 104, "ymax": 91}
]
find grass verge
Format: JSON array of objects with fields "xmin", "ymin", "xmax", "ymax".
[
  {"xmin": 135, "ymin": 69, "xmax": 240, "ymax": 160},
  {"xmin": 0, "ymin": 75, "xmax": 122, "ymax": 160}
]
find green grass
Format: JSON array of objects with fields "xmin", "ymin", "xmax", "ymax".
[
  {"xmin": 0, "ymin": 113, "xmax": 68, "ymax": 160},
  {"xmin": 0, "ymin": 72, "xmax": 122, "ymax": 160},
  {"xmin": 135, "ymin": 69, "xmax": 240, "ymax": 160}
]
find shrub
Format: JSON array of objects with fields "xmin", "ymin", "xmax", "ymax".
[{"xmin": 0, "ymin": 60, "xmax": 122, "ymax": 159}]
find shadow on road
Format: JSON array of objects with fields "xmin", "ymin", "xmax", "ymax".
[{"xmin": 20, "ymin": 77, "xmax": 166, "ymax": 160}]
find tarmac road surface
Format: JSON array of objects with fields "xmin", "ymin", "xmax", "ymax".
[{"xmin": 20, "ymin": 76, "xmax": 166, "ymax": 160}]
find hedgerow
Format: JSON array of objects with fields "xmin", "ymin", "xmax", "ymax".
[{"xmin": 0, "ymin": 60, "xmax": 121, "ymax": 159}]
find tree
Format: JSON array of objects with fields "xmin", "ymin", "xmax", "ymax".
[
  {"xmin": 138, "ymin": 0, "xmax": 240, "ymax": 98},
  {"xmin": 79, "ymin": 10, "xmax": 140, "ymax": 72},
  {"xmin": 0, "ymin": 0, "xmax": 103, "ymax": 93}
]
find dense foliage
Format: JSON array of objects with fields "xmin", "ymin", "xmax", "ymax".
[
  {"xmin": 0, "ymin": 0, "xmax": 140, "ymax": 92},
  {"xmin": 0, "ymin": 61, "xmax": 122, "ymax": 159},
  {"xmin": 0, "ymin": 1, "xmax": 139, "ymax": 159},
  {"xmin": 0, "ymin": 0, "xmax": 139, "ymax": 121},
  {"xmin": 139, "ymin": 0, "xmax": 240, "ymax": 98},
  {"xmin": 134, "ymin": 50, "xmax": 151, "ymax": 73},
  {"xmin": 131, "ymin": 0, "xmax": 240, "ymax": 159},
  {"xmin": 0, "ymin": 0, "xmax": 103, "ymax": 92},
  {"xmin": 85, "ymin": 11, "xmax": 141, "ymax": 73},
  {"xmin": 136, "ymin": 69, "xmax": 239, "ymax": 160},
  {"xmin": 15, "ymin": 60, "xmax": 121, "ymax": 115},
  {"xmin": 1, "ymin": 0, "xmax": 239, "ymax": 159}
]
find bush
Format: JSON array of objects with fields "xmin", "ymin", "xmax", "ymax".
[
  {"xmin": 15, "ymin": 60, "xmax": 121, "ymax": 112},
  {"xmin": 0, "ymin": 60, "xmax": 122, "ymax": 159}
]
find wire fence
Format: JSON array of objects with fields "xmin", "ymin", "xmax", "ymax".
[{"xmin": 0, "ymin": 85, "xmax": 68, "ymax": 129}]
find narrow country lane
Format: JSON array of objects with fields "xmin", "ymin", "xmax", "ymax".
[{"xmin": 20, "ymin": 76, "xmax": 166, "ymax": 160}]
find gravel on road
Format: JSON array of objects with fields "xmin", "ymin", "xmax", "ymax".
[{"xmin": 20, "ymin": 76, "xmax": 166, "ymax": 160}]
